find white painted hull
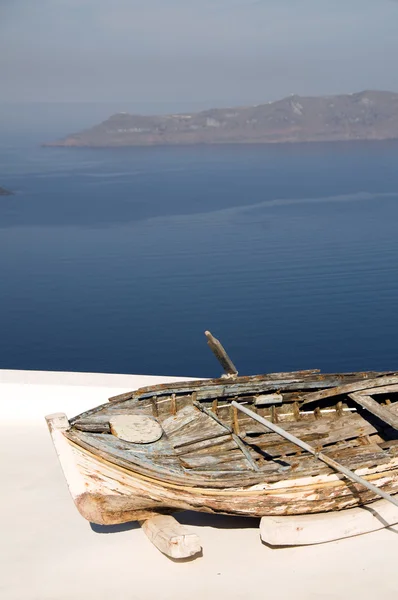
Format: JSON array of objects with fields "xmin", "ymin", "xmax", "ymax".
[{"xmin": 47, "ymin": 413, "xmax": 398, "ymax": 526}]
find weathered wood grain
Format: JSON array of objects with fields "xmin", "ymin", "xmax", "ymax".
[
  {"xmin": 232, "ymin": 401, "xmax": 398, "ymax": 509},
  {"xmin": 137, "ymin": 376, "xmax": 370, "ymax": 403},
  {"xmin": 161, "ymin": 406, "xmax": 198, "ymax": 437},
  {"xmin": 176, "ymin": 436, "xmax": 237, "ymax": 456},
  {"xmin": 300, "ymin": 375, "xmax": 398, "ymax": 406},
  {"xmin": 67, "ymin": 390, "xmax": 398, "ymax": 485},
  {"xmin": 193, "ymin": 400, "xmax": 233, "ymax": 433},
  {"xmin": 56, "ymin": 422, "xmax": 398, "ymax": 521},
  {"xmin": 74, "ymin": 422, "xmax": 111, "ymax": 433},
  {"xmin": 107, "ymin": 370, "xmax": 390, "ymax": 403},
  {"xmin": 255, "ymin": 394, "xmax": 283, "ymax": 406},
  {"xmin": 205, "ymin": 330, "xmax": 238, "ymax": 376},
  {"xmin": 349, "ymin": 393, "xmax": 398, "ymax": 430},
  {"xmin": 56, "ymin": 365, "xmax": 398, "ymax": 527},
  {"xmin": 260, "ymin": 499, "xmax": 398, "ymax": 546},
  {"xmin": 179, "ymin": 449, "xmax": 248, "ymax": 469},
  {"xmin": 110, "ymin": 415, "xmax": 163, "ymax": 444},
  {"xmin": 107, "ymin": 370, "xmax": 322, "ymax": 402},
  {"xmin": 73, "ymin": 404, "xmax": 153, "ymax": 432},
  {"xmin": 193, "ymin": 400, "xmax": 260, "ymax": 470},
  {"xmin": 231, "ymin": 433, "xmax": 260, "ymax": 472},
  {"xmin": 64, "ymin": 427, "xmax": 264, "ymax": 487},
  {"xmin": 244, "ymin": 402, "xmax": 398, "ymax": 444},
  {"xmin": 244, "ymin": 430, "xmax": 396, "ymax": 481},
  {"xmin": 170, "ymin": 414, "xmax": 227, "ymax": 449},
  {"xmin": 364, "ymin": 384, "xmax": 398, "ymax": 395},
  {"xmin": 140, "ymin": 515, "xmax": 202, "ymax": 559},
  {"xmin": 46, "ymin": 412, "xmax": 70, "ymax": 432}
]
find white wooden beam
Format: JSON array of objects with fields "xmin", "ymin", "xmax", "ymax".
[
  {"xmin": 260, "ymin": 499, "xmax": 398, "ymax": 546},
  {"xmin": 140, "ymin": 515, "xmax": 202, "ymax": 559}
]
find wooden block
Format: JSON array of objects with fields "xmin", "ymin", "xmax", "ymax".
[
  {"xmin": 140, "ymin": 515, "xmax": 202, "ymax": 559},
  {"xmin": 260, "ymin": 499, "xmax": 398, "ymax": 546},
  {"xmin": 255, "ymin": 394, "xmax": 283, "ymax": 407},
  {"xmin": 45, "ymin": 412, "xmax": 70, "ymax": 432}
]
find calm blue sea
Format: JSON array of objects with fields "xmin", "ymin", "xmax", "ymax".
[{"xmin": 1, "ymin": 133, "xmax": 398, "ymax": 377}]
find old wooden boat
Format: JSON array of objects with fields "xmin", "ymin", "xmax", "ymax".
[{"xmin": 47, "ymin": 332, "xmax": 398, "ymax": 558}]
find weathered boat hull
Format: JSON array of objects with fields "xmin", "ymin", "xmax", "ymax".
[
  {"xmin": 46, "ymin": 330, "xmax": 398, "ymax": 558},
  {"xmin": 47, "ymin": 413, "xmax": 398, "ymax": 525}
]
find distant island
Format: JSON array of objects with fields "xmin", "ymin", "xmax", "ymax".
[
  {"xmin": 45, "ymin": 90, "xmax": 398, "ymax": 148},
  {"xmin": 0, "ymin": 186, "xmax": 12, "ymax": 196}
]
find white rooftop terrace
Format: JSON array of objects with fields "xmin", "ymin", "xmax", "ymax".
[{"xmin": 2, "ymin": 368, "xmax": 398, "ymax": 600}]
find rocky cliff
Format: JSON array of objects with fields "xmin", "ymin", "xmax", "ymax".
[{"xmin": 45, "ymin": 90, "xmax": 398, "ymax": 147}]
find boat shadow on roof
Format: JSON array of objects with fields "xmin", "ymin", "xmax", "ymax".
[
  {"xmin": 90, "ymin": 511, "xmax": 259, "ymax": 534},
  {"xmin": 176, "ymin": 510, "xmax": 260, "ymax": 529},
  {"xmin": 90, "ymin": 521, "xmax": 140, "ymax": 534}
]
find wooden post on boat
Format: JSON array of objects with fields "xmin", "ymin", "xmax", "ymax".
[
  {"xmin": 232, "ymin": 401, "xmax": 398, "ymax": 509},
  {"xmin": 205, "ymin": 330, "xmax": 238, "ymax": 377}
]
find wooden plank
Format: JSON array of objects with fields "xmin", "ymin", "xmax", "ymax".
[
  {"xmin": 65, "ymin": 429, "xmax": 183, "ymax": 474},
  {"xmin": 249, "ymin": 441, "xmax": 395, "ymax": 481},
  {"xmin": 107, "ymin": 371, "xmax": 391, "ymax": 403},
  {"xmin": 169, "ymin": 411, "xmax": 228, "ymax": 448},
  {"xmin": 349, "ymin": 393, "xmax": 398, "ymax": 430},
  {"xmin": 260, "ymin": 499, "xmax": 398, "ymax": 547},
  {"xmin": 162, "ymin": 406, "xmax": 199, "ymax": 437},
  {"xmin": 140, "ymin": 376, "xmax": 395, "ymax": 404},
  {"xmin": 232, "ymin": 400, "xmax": 398, "ymax": 508},
  {"xmin": 193, "ymin": 401, "xmax": 259, "ymax": 471},
  {"xmin": 231, "ymin": 434, "xmax": 260, "ymax": 472},
  {"xmin": 245, "ymin": 425, "xmax": 368, "ymax": 459},
  {"xmin": 255, "ymin": 394, "xmax": 283, "ymax": 407},
  {"xmin": 176, "ymin": 436, "xmax": 237, "ymax": 456},
  {"xmin": 179, "ymin": 449, "xmax": 248, "ymax": 469},
  {"xmin": 140, "ymin": 515, "xmax": 202, "ymax": 559},
  {"xmin": 73, "ymin": 404, "xmax": 154, "ymax": 431},
  {"xmin": 300, "ymin": 375, "xmax": 398, "ymax": 406},
  {"xmin": 359, "ymin": 384, "xmax": 398, "ymax": 396},
  {"xmin": 205, "ymin": 330, "xmax": 238, "ymax": 376},
  {"xmin": 134, "ymin": 380, "xmax": 323, "ymax": 403},
  {"xmin": 193, "ymin": 400, "xmax": 233, "ymax": 433},
  {"xmin": 74, "ymin": 421, "xmax": 111, "ymax": 433},
  {"xmin": 259, "ymin": 443, "xmax": 392, "ymax": 476},
  {"xmin": 108, "ymin": 390, "xmax": 133, "ymax": 403},
  {"xmin": 184, "ymin": 461, "xmax": 250, "ymax": 472},
  {"xmin": 243, "ymin": 401, "xmax": 398, "ymax": 441}
]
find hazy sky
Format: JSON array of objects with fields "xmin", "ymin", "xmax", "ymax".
[{"xmin": 1, "ymin": 0, "xmax": 398, "ymax": 105}]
